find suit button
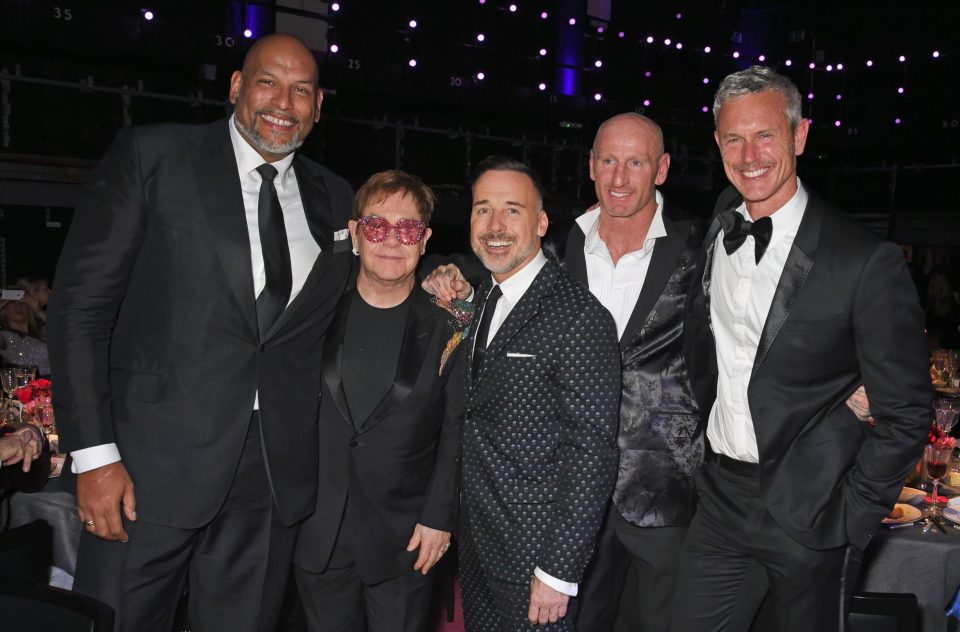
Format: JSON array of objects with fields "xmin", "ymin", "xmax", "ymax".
[
  {"xmin": 259, "ymin": 344, "xmax": 267, "ymax": 353},
  {"xmin": 349, "ymin": 440, "xmax": 359, "ymax": 448}
]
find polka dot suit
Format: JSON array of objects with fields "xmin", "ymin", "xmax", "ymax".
[{"xmin": 459, "ymin": 260, "xmax": 621, "ymax": 631}]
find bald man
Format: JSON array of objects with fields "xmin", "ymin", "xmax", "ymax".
[
  {"xmin": 568, "ymin": 114, "xmax": 706, "ymax": 632},
  {"xmin": 48, "ymin": 33, "xmax": 354, "ymax": 631}
]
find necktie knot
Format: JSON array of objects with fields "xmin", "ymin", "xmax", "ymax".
[
  {"xmin": 719, "ymin": 211, "xmax": 773, "ymax": 263},
  {"xmin": 256, "ymin": 163, "xmax": 279, "ymax": 184}
]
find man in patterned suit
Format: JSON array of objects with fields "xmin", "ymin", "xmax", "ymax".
[{"xmin": 458, "ymin": 156, "xmax": 621, "ymax": 631}]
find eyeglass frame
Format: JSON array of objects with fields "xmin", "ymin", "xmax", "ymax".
[{"xmin": 357, "ymin": 215, "xmax": 428, "ymax": 246}]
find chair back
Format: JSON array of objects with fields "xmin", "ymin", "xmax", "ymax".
[
  {"xmin": 848, "ymin": 592, "xmax": 919, "ymax": 632},
  {"xmin": 0, "ymin": 580, "xmax": 114, "ymax": 632},
  {"xmin": 0, "ymin": 518, "xmax": 51, "ymax": 583}
]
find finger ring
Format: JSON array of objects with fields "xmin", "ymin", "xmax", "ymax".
[{"xmin": 83, "ymin": 519, "xmax": 95, "ymax": 527}]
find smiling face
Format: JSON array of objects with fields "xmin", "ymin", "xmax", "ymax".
[
  {"xmin": 714, "ymin": 90, "xmax": 809, "ymax": 218},
  {"xmin": 349, "ymin": 191, "xmax": 431, "ymax": 290},
  {"xmin": 589, "ymin": 115, "xmax": 670, "ymax": 221},
  {"xmin": 470, "ymin": 169, "xmax": 548, "ymax": 283},
  {"xmin": 229, "ymin": 34, "xmax": 323, "ymax": 162}
]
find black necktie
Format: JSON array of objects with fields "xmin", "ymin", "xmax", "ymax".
[
  {"xmin": 472, "ymin": 285, "xmax": 502, "ymax": 377},
  {"xmin": 719, "ymin": 211, "xmax": 773, "ymax": 264},
  {"xmin": 255, "ymin": 163, "xmax": 292, "ymax": 340}
]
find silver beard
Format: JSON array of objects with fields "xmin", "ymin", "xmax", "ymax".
[{"xmin": 234, "ymin": 112, "xmax": 305, "ymax": 156}]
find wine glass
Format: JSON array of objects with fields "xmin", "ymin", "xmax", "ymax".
[
  {"xmin": 925, "ymin": 443, "xmax": 954, "ymax": 517},
  {"xmin": 0, "ymin": 368, "xmax": 16, "ymax": 401},
  {"xmin": 14, "ymin": 366, "xmax": 32, "ymax": 388},
  {"xmin": 936, "ymin": 398, "xmax": 960, "ymax": 435}
]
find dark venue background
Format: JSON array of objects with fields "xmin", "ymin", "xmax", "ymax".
[{"xmin": 0, "ymin": 0, "xmax": 958, "ymax": 285}]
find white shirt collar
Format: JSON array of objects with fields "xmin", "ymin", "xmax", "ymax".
[
  {"xmin": 577, "ymin": 190, "xmax": 667, "ymax": 257},
  {"xmin": 228, "ymin": 114, "xmax": 296, "ymax": 191},
  {"xmin": 735, "ymin": 179, "xmax": 807, "ymax": 250},
  {"xmin": 489, "ymin": 250, "xmax": 548, "ymax": 305}
]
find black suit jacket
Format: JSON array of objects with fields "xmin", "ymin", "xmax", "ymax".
[
  {"xmin": 564, "ymin": 202, "xmax": 706, "ymax": 527},
  {"xmin": 47, "ymin": 119, "xmax": 354, "ymax": 528},
  {"xmin": 460, "ymin": 260, "xmax": 621, "ymax": 586},
  {"xmin": 685, "ymin": 186, "xmax": 932, "ymax": 550},
  {"xmin": 294, "ymin": 286, "xmax": 465, "ymax": 583}
]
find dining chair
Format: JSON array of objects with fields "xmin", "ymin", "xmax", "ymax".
[
  {"xmin": 847, "ymin": 592, "xmax": 919, "ymax": 632},
  {"xmin": 0, "ymin": 579, "xmax": 114, "ymax": 632},
  {"xmin": 0, "ymin": 518, "xmax": 51, "ymax": 583}
]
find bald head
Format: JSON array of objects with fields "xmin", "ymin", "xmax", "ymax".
[
  {"xmin": 241, "ymin": 33, "xmax": 319, "ymax": 87},
  {"xmin": 589, "ymin": 112, "xmax": 670, "ymax": 222},
  {"xmin": 229, "ymin": 33, "xmax": 323, "ymax": 162},
  {"xmin": 593, "ymin": 113, "xmax": 665, "ymax": 156}
]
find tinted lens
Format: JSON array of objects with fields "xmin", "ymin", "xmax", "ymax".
[
  {"xmin": 394, "ymin": 219, "xmax": 426, "ymax": 245},
  {"xmin": 360, "ymin": 216, "xmax": 391, "ymax": 242}
]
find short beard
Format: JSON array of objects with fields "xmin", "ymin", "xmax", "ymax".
[
  {"xmin": 471, "ymin": 233, "xmax": 536, "ymax": 277},
  {"xmin": 234, "ymin": 112, "xmax": 305, "ymax": 156}
]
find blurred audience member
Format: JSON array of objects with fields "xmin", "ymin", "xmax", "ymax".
[
  {"xmin": 0, "ymin": 294, "xmax": 50, "ymax": 375},
  {"xmin": 926, "ymin": 267, "xmax": 960, "ymax": 349},
  {"xmin": 14, "ymin": 276, "xmax": 51, "ymax": 327}
]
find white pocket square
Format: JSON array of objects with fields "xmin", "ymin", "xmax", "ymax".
[
  {"xmin": 506, "ymin": 352, "xmax": 536, "ymax": 358},
  {"xmin": 334, "ymin": 228, "xmax": 350, "ymax": 241}
]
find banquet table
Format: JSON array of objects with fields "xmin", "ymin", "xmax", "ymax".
[{"xmin": 858, "ymin": 523, "xmax": 960, "ymax": 632}]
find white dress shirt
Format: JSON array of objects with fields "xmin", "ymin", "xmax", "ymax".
[
  {"xmin": 707, "ymin": 180, "xmax": 808, "ymax": 462},
  {"xmin": 476, "ymin": 250, "xmax": 578, "ymax": 597},
  {"xmin": 575, "ymin": 191, "xmax": 667, "ymax": 339},
  {"xmin": 71, "ymin": 117, "xmax": 319, "ymax": 474}
]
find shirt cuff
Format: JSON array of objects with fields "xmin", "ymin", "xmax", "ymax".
[
  {"xmin": 70, "ymin": 443, "xmax": 122, "ymax": 474},
  {"xmin": 534, "ymin": 567, "xmax": 578, "ymax": 597}
]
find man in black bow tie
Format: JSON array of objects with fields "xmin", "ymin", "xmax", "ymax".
[{"xmin": 673, "ymin": 66, "xmax": 932, "ymax": 632}]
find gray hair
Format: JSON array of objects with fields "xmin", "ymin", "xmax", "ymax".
[{"xmin": 713, "ymin": 65, "xmax": 803, "ymax": 131}]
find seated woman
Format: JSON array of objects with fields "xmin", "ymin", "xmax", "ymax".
[{"xmin": 0, "ymin": 294, "xmax": 49, "ymax": 376}]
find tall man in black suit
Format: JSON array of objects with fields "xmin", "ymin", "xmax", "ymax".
[
  {"xmin": 294, "ymin": 170, "xmax": 467, "ymax": 631},
  {"xmin": 566, "ymin": 114, "xmax": 705, "ymax": 632},
  {"xmin": 458, "ymin": 156, "xmax": 621, "ymax": 631},
  {"xmin": 672, "ymin": 65, "xmax": 932, "ymax": 632},
  {"xmin": 47, "ymin": 34, "xmax": 354, "ymax": 632}
]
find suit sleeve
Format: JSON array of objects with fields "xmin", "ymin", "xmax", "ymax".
[
  {"xmin": 418, "ymin": 348, "xmax": 466, "ymax": 532},
  {"xmin": 537, "ymin": 301, "xmax": 621, "ymax": 583},
  {"xmin": 46, "ymin": 127, "xmax": 148, "ymax": 454},
  {"xmin": 844, "ymin": 241, "xmax": 932, "ymax": 549}
]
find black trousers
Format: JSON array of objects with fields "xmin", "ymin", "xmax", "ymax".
[
  {"xmin": 73, "ymin": 414, "xmax": 299, "ymax": 632},
  {"xmin": 670, "ymin": 454, "xmax": 862, "ymax": 632},
  {"xmin": 575, "ymin": 505, "xmax": 687, "ymax": 632},
  {"xmin": 458, "ymin": 514, "xmax": 582, "ymax": 632}
]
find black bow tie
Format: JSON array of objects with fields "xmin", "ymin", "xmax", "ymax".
[{"xmin": 719, "ymin": 211, "xmax": 773, "ymax": 263}]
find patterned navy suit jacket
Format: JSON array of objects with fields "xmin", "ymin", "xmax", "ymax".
[{"xmin": 460, "ymin": 259, "xmax": 621, "ymax": 589}]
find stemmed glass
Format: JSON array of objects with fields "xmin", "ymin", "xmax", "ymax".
[
  {"xmin": 0, "ymin": 368, "xmax": 16, "ymax": 401},
  {"xmin": 925, "ymin": 443, "xmax": 954, "ymax": 517},
  {"xmin": 936, "ymin": 398, "xmax": 960, "ymax": 435}
]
